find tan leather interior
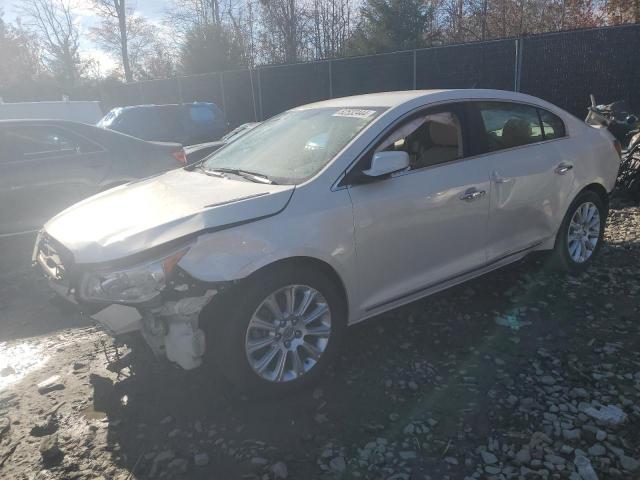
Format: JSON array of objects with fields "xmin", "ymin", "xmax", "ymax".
[{"xmin": 501, "ymin": 117, "xmax": 533, "ymax": 148}]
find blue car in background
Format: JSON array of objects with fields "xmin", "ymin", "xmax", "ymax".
[{"xmin": 97, "ymin": 102, "xmax": 228, "ymax": 146}]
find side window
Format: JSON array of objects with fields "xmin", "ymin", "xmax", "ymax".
[
  {"xmin": 538, "ymin": 109, "xmax": 566, "ymax": 140},
  {"xmin": 373, "ymin": 109, "xmax": 463, "ymax": 171},
  {"xmin": 122, "ymin": 110, "xmax": 168, "ymax": 141},
  {"xmin": 476, "ymin": 102, "xmax": 543, "ymax": 153},
  {"xmin": 0, "ymin": 126, "xmax": 99, "ymax": 161}
]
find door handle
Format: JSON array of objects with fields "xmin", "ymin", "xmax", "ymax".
[
  {"xmin": 555, "ymin": 163, "xmax": 573, "ymax": 175},
  {"xmin": 460, "ymin": 188, "xmax": 486, "ymax": 202}
]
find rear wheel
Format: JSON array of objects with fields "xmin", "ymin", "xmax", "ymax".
[
  {"xmin": 550, "ymin": 190, "xmax": 606, "ymax": 272},
  {"xmin": 205, "ymin": 265, "xmax": 346, "ymax": 394}
]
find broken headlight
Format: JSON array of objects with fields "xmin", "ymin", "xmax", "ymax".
[{"xmin": 79, "ymin": 249, "xmax": 188, "ymax": 304}]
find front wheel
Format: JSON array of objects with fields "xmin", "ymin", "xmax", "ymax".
[
  {"xmin": 550, "ymin": 190, "xmax": 606, "ymax": 272},
  {"xmin": 206, "ymin": 266, "xmax": 346, "ymax": 394}
]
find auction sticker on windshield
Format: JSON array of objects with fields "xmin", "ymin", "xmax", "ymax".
[{"xmin": 332, "ymin": 109, "xmax": 377, "ymax": 118}]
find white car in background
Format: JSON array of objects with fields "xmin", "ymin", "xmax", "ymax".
[{"xmin": 35, "ymin": 89, "xmax": 620, "ymax": 394}]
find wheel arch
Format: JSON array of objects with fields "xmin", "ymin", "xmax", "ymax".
[
  {"xmin": 249, "ymin": 256, "xmax": 348, "ymax": 306},
  {"xmin": 544, "ymin": 181, "xmax": 609, "ymax": 251},
  {"xmin": 580, "ymin": 182, "xmax": 609, "ymax": 214},
  {"xmin": 199, "ymin": 255, "xmax": 350, "ymax": 329}
]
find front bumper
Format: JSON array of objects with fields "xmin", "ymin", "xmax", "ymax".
[{"xmin": 33, "ymin": 231, "xmax": 220, "ymax": 370}]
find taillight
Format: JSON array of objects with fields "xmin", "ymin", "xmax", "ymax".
[
  {"xmin": 613, "ymin": 139, "xmax": 622, "ymax": 157},
  {"xmin": 172, "ymin": 148, "xmax": 187, "ymax": 165}
]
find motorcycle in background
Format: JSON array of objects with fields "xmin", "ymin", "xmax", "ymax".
[
  {"xmin": 586, "ymin": 95, "xmax": 640, "ymax": 202},
  {"xmin": 586, "ymin": 94, "xmax": 640, "ymax": 148}
]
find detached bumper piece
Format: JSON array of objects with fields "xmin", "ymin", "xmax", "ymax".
[{"xmin": 35, "ymin": 230, "xmax": 221, "ymax": 370}]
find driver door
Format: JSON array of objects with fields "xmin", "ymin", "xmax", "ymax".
[{"xmin": 346, "ymin": 103, "xmax": 492, "ymax": 314}]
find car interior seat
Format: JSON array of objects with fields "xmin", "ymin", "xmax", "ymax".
[
  {"xmin": 427, "ymin": 121, "xmax": 459, "ymax": 164},
  {"xmin": 501, "ymin": 117, "xmax": 532, "ymax": 148}
]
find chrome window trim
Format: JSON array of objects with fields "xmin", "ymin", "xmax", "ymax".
[{"xmin": 333, "ymin": 97, "xmax": 571, "ymax": 191}]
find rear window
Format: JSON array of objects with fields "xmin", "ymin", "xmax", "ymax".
[
  {"xmin": 476, "ymin": 102, "xmax": 543, "ymax": 153},
  {"xmin": 112, "ymin": 108, "xmax": 182, "ymax": 141}
]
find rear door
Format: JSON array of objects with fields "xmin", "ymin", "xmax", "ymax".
[
  {"xmin": 469, "ymin": 101, "xmax": 575, "ymax": 260},
  {"xmin": 0, "ymin": 124, "xmax": 110, "ymax": 232}
]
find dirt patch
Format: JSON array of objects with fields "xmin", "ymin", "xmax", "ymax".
[{"xmin": 1, "ymin": 204, "xmax": 639, "ymax": 479}]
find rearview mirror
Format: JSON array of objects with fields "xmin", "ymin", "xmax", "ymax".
[{"xmin": 362, "ymin": 151, "xmax": 410, "ymax": 178}]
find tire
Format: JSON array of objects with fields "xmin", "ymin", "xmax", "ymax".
[
  {"xmin": 550, "ymin": 190, "xmax": 607, "ymax": 272},
  {"xmin": 204, "ymin": 264, "xmax": 347, "ymax": 395}
]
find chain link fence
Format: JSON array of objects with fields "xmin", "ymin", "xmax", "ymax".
[{"xmin": 5, "ymin": 24, "xmax": 637, "ymax": 126}]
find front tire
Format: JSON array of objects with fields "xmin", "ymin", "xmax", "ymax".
[
  {"xmin": 550, "ymin": 190, "xmax": 606, "ymax": 272},
  {"xmin": 205, "ymin": 265, "xmax": 346, "ymax": 395}
]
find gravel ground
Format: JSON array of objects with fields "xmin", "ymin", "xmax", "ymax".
[{"xmin": 1, "ymin": 202, "xmax": 639, "ymax": 480}]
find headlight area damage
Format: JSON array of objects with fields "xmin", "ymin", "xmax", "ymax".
[{"xmin": 34, "ymin": 232, "xmax": 224, "ymax": 370}]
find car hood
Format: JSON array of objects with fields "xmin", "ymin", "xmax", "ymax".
[{"xmin": 44, "ymin": 168, "xmax": 294, "ymax": 264}]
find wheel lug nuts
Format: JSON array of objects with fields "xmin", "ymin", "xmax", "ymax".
[{"xmin": 295, "ymin": 330, "xmax": 302, "ymax": 337}]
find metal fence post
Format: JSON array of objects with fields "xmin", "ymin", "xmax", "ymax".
[
  {"xmin": 514, "ymin": 38, "xmax": 519, "ymax": 92},
  {"xmin": 328, "ymin": 60, "xmax": 333, "ymax": 98},
  {"xmin": 517, "ymin": 37, "xmax": 524, "ymax": 92},
  {"xmin": 257, "ymin": 68, "xmax": 263, "ymax": 121},
  {"xmin": 413, "ymin": 50, "xmax": 417, "ymax": 90},
  {"xmin": 514, "ymin": 37, "xmax": 524, "ymax": 92},
  {"xmin": 219, "ymin": 73, "xmax": 227, "ymax": 114},
  {"xmin": 249, "ymin": 68, "xmax": 258, "ymax": 122},
  {"xmin": 177, "ymin": 76, "xmax": 183, "ymax": 103}
]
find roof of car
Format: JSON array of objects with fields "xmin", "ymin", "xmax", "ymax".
[
  {"xmin": 299, "ymin": 89, "xmax": 553, "ymax": 109},
  {"xmin": 115, "ymin": 102, "xmax": 215, "ymax": 110},
  {"xmin": 0, "ymin": 118, "xmax": 89, "ymax": 126}
]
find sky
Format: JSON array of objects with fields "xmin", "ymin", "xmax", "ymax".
[{"xmin": 0, "ymin": 0, "xmax": 168, "ymax": 73}]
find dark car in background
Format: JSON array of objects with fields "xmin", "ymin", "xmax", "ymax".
[
  {"xmin": 0, "ymin": 119, "xmax": 186, "ymax": 235},
  {"xmin": 97, "ymin": 102, "xmax": 228, "ymax": 146}
]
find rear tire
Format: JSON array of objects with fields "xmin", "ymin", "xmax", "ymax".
[
  {"xmin": 203, "ymin": 264, "xmax": 346, "ymax": 395},
  {"xmin": 550, "ymin": 190, "xmax": 606, "ymax": 272}
]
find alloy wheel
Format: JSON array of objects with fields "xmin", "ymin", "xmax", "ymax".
[
  {"xmin": 245, "ymin": 285, "xmax": 332, "ymax": 383},
  {"xmin": 567, "ymin": 201, "xmax": 601, "ymax": 263}
]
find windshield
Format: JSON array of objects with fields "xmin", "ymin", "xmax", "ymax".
[
  {"xmin": 97, "ymin": 109, "xmax": 119, "ymax": 128},
  {"xmin": 203, "ymin": 107, "xmax": 385, "ymax": 184}
]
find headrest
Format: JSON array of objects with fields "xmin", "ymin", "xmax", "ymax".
[
  {"xmin": 501, "ymin": 118, "xmax": 532, "ymax": 147},
  {"xmin": 429, "ymin": 122, "xmax": 458, "ymax": 147}
]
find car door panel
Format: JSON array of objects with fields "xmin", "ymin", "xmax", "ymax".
[
  {"xmin": 470, "ymin": 102, "xmax": 576, "ymax": 261},
  {"xmin": 348, "ymin": 158, "xmax": 491, "ymax": 314},
  {"xmin": 486, "ymin": 143, "xmax": 565, "ymax": 258}
]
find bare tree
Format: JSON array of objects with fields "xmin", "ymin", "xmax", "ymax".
[
  {"xmin": 310, "ymin": 0, "xmax": 355, "ymax": 58},
  {"xmin": 91, "ymin": 0, "xmax": 135, "ymax": 82},
  {"xmin": 16, "ymin": 0, "xmax": 82, "ymax": 88},
  {"xmin": 259, "ymin": 0, "xmax": 304, "ymax": 63},
  {"xmin": 167, "ymin": 0, "xmax": 223, "ymax": 36},
  {"xmin": 91, "ymin": 13, "xmax": 156, "ymax": 80}
]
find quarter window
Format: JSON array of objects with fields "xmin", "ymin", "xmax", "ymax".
[
  {"xmin": 539, "ymin": 109, "xmax": 566, "ymax": 139},
  {"xmin": 476, "ymin": 102, "xmax": 543, "ymax": 153}
]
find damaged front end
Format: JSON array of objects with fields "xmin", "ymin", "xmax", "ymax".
[{"xmin": 34, "ymin": 232, "xmax": 223, "ymax": 370}]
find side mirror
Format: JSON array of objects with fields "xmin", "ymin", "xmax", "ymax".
[{"xmin": 362, "ymin": 151, "xmax": 410, "ymax": 178}]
